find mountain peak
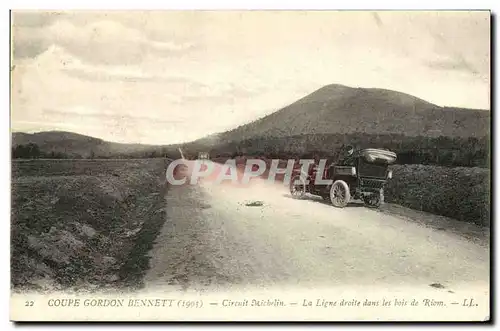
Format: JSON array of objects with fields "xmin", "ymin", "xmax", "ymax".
[{"xmin": 205, "ymin": 84, "xmax": 489, "ymax": 142}]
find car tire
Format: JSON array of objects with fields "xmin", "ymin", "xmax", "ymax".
[
  {"xmin": 290, "ymin": 175, "xmax": 307, "ymax": 199},
  {"xmin": 330, "ymin": 180, "xmax": 350, "ymax": 208},
  {"xmin": 364, "ymin": 189, "xmax": 383, "ymax": 208}
]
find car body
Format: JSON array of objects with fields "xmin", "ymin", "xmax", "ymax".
[{"xmin": 290, "ymin": 148, "xmax": 397, "ymax": 208}]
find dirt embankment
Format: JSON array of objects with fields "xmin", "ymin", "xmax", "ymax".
[{"xmin": 11, "ymin": 159, "xmax": 169, "ymax": 293}]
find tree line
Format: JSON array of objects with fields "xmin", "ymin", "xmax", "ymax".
[
  {"xmin": 184, "ymin": 133, "xmax": 490, "ymax": 168},
  {"xmin": 12, "ymin": 144, "xmax": 84, "ymax": 159},
  {"xmin": 11, "ymin": 143, "xmax": 180, "ymax": 160},
  {"xmin": 12, "ymin": 133, "xmax": 490, "ymax": 168}
]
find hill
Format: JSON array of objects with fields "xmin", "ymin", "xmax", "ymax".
[
  {"xmin": 183, "ymin": 84, "xmax": 490, "ymax": 167},
  {"xmin": 11, "ymin": 131, "xmax": 173, "ymax": 159},
  {"xmin": 197, "ymin": 84, "xmax": 489, "ymax": 145},
  {"xmin": 11, "ymin": 84, "xmax": 490, "ymax": 165}
]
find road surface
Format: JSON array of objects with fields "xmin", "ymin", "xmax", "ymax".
[{"xmin": 143, "ymin": 162, "xmax": 489, "ymax": 296}]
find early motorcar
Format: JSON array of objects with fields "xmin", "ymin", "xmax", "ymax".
[
  {"xmin": 289, "ymin": 148, "xmax": 397, "ymax": 208},
  {"xmin": 197, "ymin": 151, "xmax": 210, "ymax": 160}
]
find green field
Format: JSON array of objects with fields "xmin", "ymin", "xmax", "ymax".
[{"xmin": 11, "ymin": 159, "xmax": 168, "ymax": 292}]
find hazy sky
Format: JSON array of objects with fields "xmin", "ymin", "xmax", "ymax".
[{"xmin": 11, "ymin": 11, "xmax": 490, "ymax": 144}]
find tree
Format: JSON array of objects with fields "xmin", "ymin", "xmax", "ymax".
[{"xmin": 12, "ymin": 143, "xmax": 41, "ymax": 159}]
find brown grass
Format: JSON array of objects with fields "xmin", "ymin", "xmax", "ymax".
[{"xmin": 11, "ymin": 159, "xmax": 168, "ymax": 293}]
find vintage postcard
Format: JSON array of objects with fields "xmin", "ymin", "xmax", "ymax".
[{"xmin": 10, "ymin": 10, "xmax": 490, "ymax": 322}]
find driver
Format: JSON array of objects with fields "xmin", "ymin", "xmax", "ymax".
[{"xmin": 338, "ymin": 145, "xmax": 356, "ymax": 166}]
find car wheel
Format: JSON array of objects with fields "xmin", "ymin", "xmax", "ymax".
[
  {"xmin": 364, "ymin": 190, "xmax": 383, "ymax": 208},
  {"xmin": 330, "ymin": 180, "xmax": 350, "ymax": 208},
  {"xmin": 290, "ymin": 175, "xmax": 307, "ymax": 199}
]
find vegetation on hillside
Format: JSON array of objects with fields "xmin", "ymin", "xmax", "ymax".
[
  {"xmin": 11, "ymin": 131, "xmax": 174, "ymax": 160},
  {"xmin": 11, "ymin": 142, "xmax": 182, "ymax": 160},
  {"xmin": 194, "ymin": 84, "xmax": 490, "ymax": 144},
  {"xmin": 183, "ymin": 133, "xmax": 490, "ymax": 168}
]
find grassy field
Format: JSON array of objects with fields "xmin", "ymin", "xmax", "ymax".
[{"xmin": 11, "ymin": 159, "xmax": 168, "ymax": 292}]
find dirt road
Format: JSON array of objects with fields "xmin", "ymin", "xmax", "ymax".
[{"xmin": 144, "ymin": 162, "xmax": 489, "ymax": 297}]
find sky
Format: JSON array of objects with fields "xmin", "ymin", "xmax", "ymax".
[{"xmin": 11, "ymin": 10, "xmax": 490, "ymax": 144}]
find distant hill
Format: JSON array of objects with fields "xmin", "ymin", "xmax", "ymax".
[
  {"xmin": 196, "ymin": 84, "xmax": 489, "ymax": 145},
  {"xmin": 11, "ymin": 131, "xmax": 172, "ymax": 158},
  {"xmin": 182, "ymin": 84, "xmax": 490, "ymax": 167},
  {"xmin": 11, "ymin": 84, "xmax": 490, "ymax": 165}
]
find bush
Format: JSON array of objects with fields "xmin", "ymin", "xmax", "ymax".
[
  {"xmin": 385, "ymin": 165, "xmax": 490, "ymax": 227},
  {"xmin": 12, "ymin": 143, "xmax": 41, "ymax": 159}
]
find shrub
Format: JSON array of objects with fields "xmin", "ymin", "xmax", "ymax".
[{"xmin": 385, "ymin": 165, "xmax": 490, "ymax": 227}]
